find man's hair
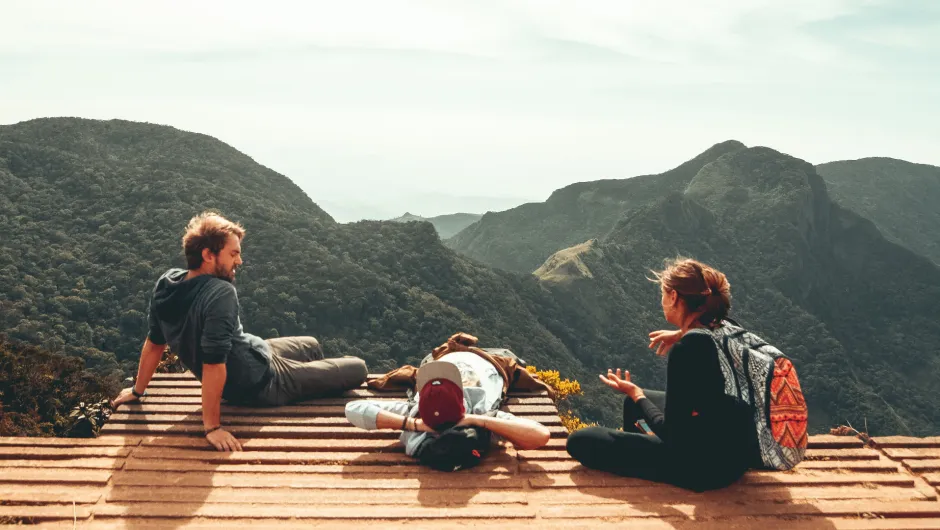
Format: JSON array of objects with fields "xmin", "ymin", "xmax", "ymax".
[{"xmin": 181, "ymin": 212, "xmax": 245, "ymax": 270}]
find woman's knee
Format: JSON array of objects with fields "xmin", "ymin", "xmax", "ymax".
[{"xmin": 566, "ymin": 427, "xmax": 607, "ymax": 462}]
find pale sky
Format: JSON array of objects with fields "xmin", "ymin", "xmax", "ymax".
[{"xmin": 2, "ymin": 1, "xmax": 938, "ymax": 221}]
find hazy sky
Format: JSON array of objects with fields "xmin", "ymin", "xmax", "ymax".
[{"xmin": 2, "ymin": 1, "xmax": 938, "ymax": 221}]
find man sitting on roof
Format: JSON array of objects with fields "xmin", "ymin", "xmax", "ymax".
[
  {"xmin": 110, "ymin": 211, "xmax": 369, "ymax": 452},
  {"xmin": 345, "ymin": 347, "xmax": 551, "ymax": 469}
]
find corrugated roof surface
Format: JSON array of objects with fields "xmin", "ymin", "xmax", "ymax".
[{"xmin": 1, "ymin": 372, "xmax": 939, "ymax": 529}]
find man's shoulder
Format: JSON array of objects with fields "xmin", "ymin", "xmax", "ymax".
[{"xmin": 202, "ymin": 277, "xmax": 237, "ymax": 298}]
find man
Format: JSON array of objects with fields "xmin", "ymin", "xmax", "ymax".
[
  {"xmin": 112, "ymin": 212, "xmax": 368, "ymax": 451},
  {"xmin": 345, "ymin": 350, "xmax": 551, "ymax": 464}
]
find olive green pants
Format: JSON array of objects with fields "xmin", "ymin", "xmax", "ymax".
[{"xmin": 251, "ymin": 336, "xmax": 368, "ymax": 406}]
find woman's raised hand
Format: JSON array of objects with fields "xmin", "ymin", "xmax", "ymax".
[
  {"xmin": 599, "ymin": 368, "xmax": 645, "ymax": 401},
  {"xmin": 648, "ymin": 329, "xmax": 683, "ymax": 357}
]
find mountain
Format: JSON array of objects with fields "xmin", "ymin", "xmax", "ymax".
[
  {"xmin": 389, "ymin": 212, "xmax": 483, "ymax": 239},
  {"xmin": 3, "ymin": 118, "xmax": 938, "ymax": 435},
  {"xmin": 521, "ymin": 147, "xmax": 940, "ymax": 436},
  {"xmin": 816, "ymin": 158, "xmax": 940, "ymax": 264},
  {"xmin": 0, "ymin": 118, "xmax": 588, "ymax": 397},
  {"xmin": 446, "ymin": 140, "xmax": 746, "ymax": 273},
  {"xmin": 320, "ymin": 195, "xmax": 531, "ymax": 224}
]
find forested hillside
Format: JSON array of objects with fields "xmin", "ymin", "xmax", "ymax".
[
  {"xmin": 817, "ymin": 157, "xmax": 940, "ymax": 264},
  {"xmin": 446, "ymin": 140, "xmax": 745, "ymax": 273},
  {"xmin": 0, "ymin": 118, "xmax": 585, "ymax": 393},
  {"xmin": 526, "ymin": 148, "xmax": 940, "ymax": 436},
  {"xmin": 2, "ymin": 118, "xmax": 938, "ymax": 435}
]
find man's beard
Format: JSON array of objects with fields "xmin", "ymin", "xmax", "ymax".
[{"xmin": 214, "ymin": 263, "xmax": 236, "ymax": 283}]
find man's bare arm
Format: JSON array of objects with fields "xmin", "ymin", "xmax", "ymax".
[
  {"xmin": 463, "ymin": 414, "xmax": 551, "ymax": 450},
  {"xmin": 111, "ymin": 338, "xmax": 165, "ymax": 408},
  {"xmin": 134, "ymin": 338, "xmax": 165, "ymax": 393},
  {"xmin": 201, "ymin": 363, "xmax": 242, "ymax": 451},
  {"xmin": 374, "ymin": 409, "xmax": 435, "ymax": 432}
]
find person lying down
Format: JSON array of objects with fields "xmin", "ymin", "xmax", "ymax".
[{"xmin": 345, "ymin": 351, "xmax": 551, "ymax": 471}]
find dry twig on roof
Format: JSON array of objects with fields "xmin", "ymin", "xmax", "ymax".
[{"xmin": 830, "ymin": 420, "xmax": 874, "ymax": 447}]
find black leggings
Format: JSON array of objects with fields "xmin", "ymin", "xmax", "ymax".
[{"xmin": 566, "ymin": 392, "xmax": 748, "ymax": 492}]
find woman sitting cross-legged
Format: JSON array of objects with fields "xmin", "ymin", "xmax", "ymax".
[{"xmin": 566, "ymin": 257, "xmax": 806, "ymax": 491}]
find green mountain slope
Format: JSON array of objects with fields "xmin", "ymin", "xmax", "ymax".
[
  {"xmin": 3, "ymin": 118, "xmax": 938, "ymax": 435},
  {"xmin": 525, "ymin": 147, "xmax": 940, "ymax": 435},
  {"xmin": 816, "ymin": 158, "xmax": 940, "ymax": 264},
  {"xmin": 445, "ymin": 140, "xmax": 746, "ymax": 273},
  {"xmin": 0, "ymin": 118, "xmax": 585, "ymax": 392},
  {"xmin": 389, "ymin": 212, "xmax": 483, "ymax": 239}
]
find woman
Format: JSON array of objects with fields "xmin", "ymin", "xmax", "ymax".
[{"xmin": 566, "ymin": 257, "xmax": 760, "ymax": 491}]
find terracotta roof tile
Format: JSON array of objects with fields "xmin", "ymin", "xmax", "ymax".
[{"xmin": 0, "ymin": 373, "xmax": 938, "ymax": 527}]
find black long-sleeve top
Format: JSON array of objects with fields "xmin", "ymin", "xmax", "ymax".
[{"xmin": 636, "ymin": 331, "xmax": 760, "ymax": 467}]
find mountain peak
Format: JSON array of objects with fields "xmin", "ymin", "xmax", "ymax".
[
  {"xmin": 390, "ymin": 212, "xmax": 425, "ymax": 222},
  {"xmin": 687, "ymin": 146, "xmax": 822, "ymax": 205},
  {"xmin": 388, "ymin": 211, "xmax": 482, "ymax": 239},
  {"xmin": 696, "ymin": 139, "xmax": 747, "ymax": 159},
  {"xmin": 545, "ymin": 140, "xmax": 747, "ymax": 205}
]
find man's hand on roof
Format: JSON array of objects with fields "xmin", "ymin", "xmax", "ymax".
[
  {"xmin": 206, "ymin": 428, "xmax": 243, "ymax": 451},
  {"xmin": 109, "ymin": 387, "xmax": 140, "ymax": 409}
]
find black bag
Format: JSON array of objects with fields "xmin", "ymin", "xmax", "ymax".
[{"xmin": 416, "ymin": 425, "xmax": 491, "ymax": 472}]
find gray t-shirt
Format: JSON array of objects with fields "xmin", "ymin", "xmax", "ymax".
[{"xmin": 147, "ymin": 268, "xmax": 272, "ymax": 400}]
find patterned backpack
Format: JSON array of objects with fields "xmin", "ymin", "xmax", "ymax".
[{"xmin": 689, "ymin": 321, "xmax": 809, "ymax": 470}]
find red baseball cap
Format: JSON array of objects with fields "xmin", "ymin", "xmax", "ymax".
[{"xmin": 417, "ymin": 362, "xmax": 466, "ymax": 431}]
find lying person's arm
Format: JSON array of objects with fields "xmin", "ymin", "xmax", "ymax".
[
  {"xmin": 346, "ymin": 400, "xmax": 435, "ymax": 456},
  {"xmin": 345, "ymin": 402, "xmax": 550, "ymax": 449},
  {"xmin": 460, "ymin": 412, "xmax": 551, "ymax": 450},
  {"xmin": 345, "ymin": 400, "xmax": 432, "ymax": 432}
]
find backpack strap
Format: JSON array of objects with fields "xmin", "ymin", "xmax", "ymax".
[{"xmin": 685, "ymin": 326, "xmax": 745, "ymax": 402}]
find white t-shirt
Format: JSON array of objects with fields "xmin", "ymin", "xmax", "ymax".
[{"xmin": 438, "ymin": 351, "xmax": 504, "ymax": 412}]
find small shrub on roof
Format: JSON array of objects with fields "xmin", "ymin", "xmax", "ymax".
[
  {"xmin": 526, "ymin": 365, "xmax": 595, "ymax": 432},
  {"xmin": 0, "ymin": 334, "xmax": 119, "ymax": 437}
]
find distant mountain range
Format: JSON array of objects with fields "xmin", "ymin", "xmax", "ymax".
[
  {"xmin": 817, "ymin": 158, "xmax": 940, "ymax": 264},
  {"xmin": 446, "ymin": 141, "xmax": 940, "ymax": 435},
  {"xmin": 319, "ymin": 194, "xmax": 534, "ymax": 224},
  {"xmin": 520, "ymin": 146, "xmax": 940, "ymax": 435},
  {"xmin": 388, "ymin": 212, "xmax": 482, "ymax": 240},
  {"xmin": 2, "ymin": 118, "xmax": 938, "ymax": 435},
  {"xmin": 445, "ymin": 140, "xmax": 747, "ymax": 273}
]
